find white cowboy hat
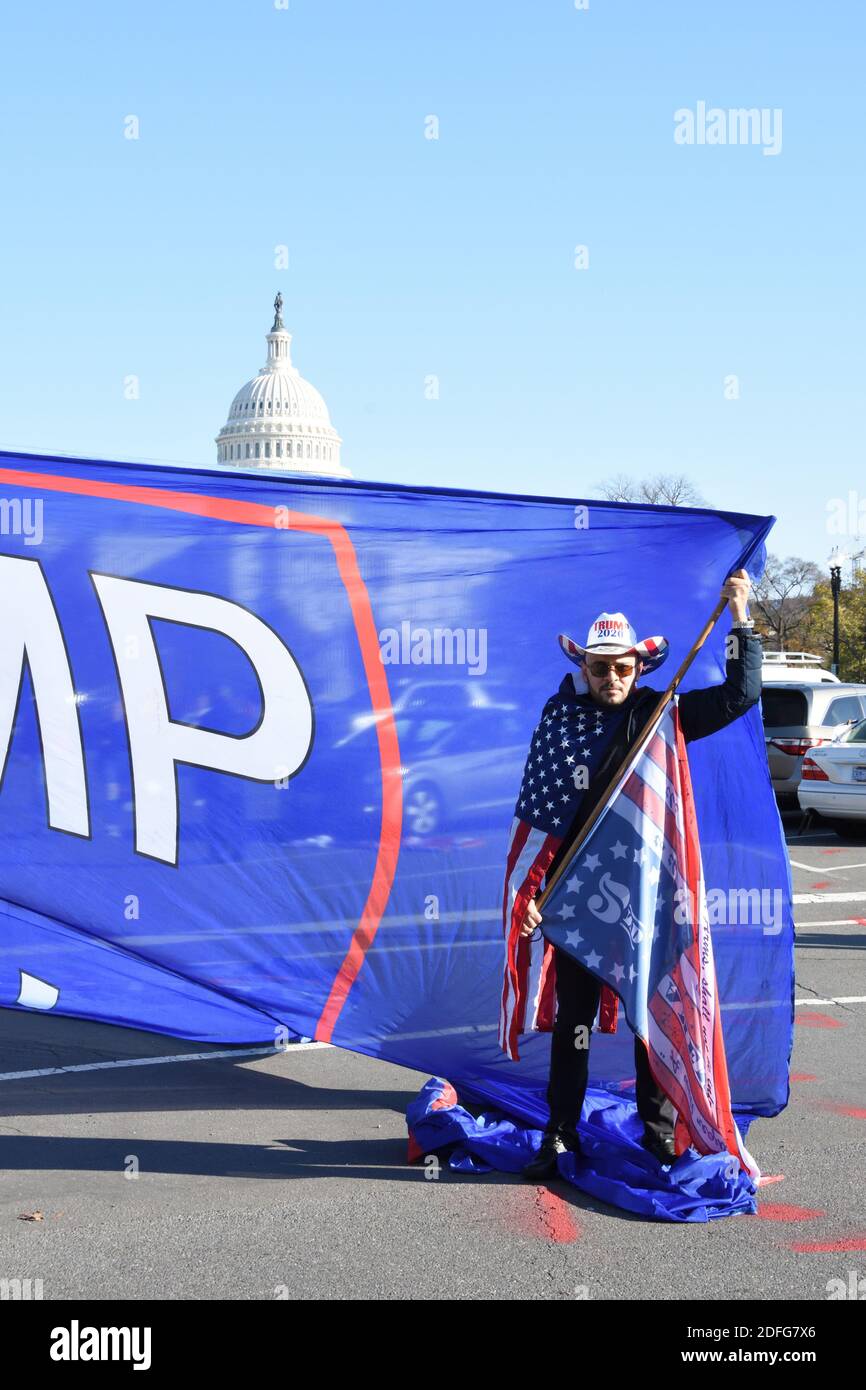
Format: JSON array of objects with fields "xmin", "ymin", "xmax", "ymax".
[{"xmin": 558, "ymin": 611, "xmax": 669, "ymax": 674}]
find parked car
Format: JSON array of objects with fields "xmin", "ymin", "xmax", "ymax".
[
  {"xmin": 291, "ymin": 696, "xmax": 529, "ymax": 842},
  {"xmin": 762, "ymin": 681, "xmax": 866, "ymax": 808},
  {"xmin": 346, "ymin": 678, "xmax": 510, "ymax": 735},
  {"xmin": 357, "ymin": 703, "xmax": 529, "ymax": 837},
  {"xmin": 797, "ymin": 717, "xmax": 866, "ymax": 836}
]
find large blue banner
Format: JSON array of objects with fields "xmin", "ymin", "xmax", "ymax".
[{"xmin": 0, "ymin": 450, "xmax": 792, "ymax": 1135}]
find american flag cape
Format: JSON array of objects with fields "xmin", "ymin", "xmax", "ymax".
[
  {"xmin": 499, "ymin": 694, "xmax": 760, "ymax": 1181},
  {"xmin": 498, "ymin": 688, "xmax": 621, "ymax": 1063}
]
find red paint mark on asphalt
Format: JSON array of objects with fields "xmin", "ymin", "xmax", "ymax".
[
  {"xmin": 510, "ymin": 1187, "xmax": 580, "ymax": 1244},
  {"xmin": 819, "ymin": 1101, "xmax": 866, "ymax": 1119},
  {"xmin": 533, "ymin": 1187, "xmax": 580, "ymax": 1244},
  {"xmin": 855, "ymin": 917, "xmax": 866, "ymax": 926},
  {"xmin": 791, "ymin": 1073, "xmax": 818, "ymax": 1082},
  {"xmin": 795, "ymin": 1011, "xmax": 844, "ymax": 1029},
  {"xmin": 791, "ymin": 1237, "xmax": 866, "ymax": 1253},
  {"xmin": 821, "ymin": 848, "xmax": 845, "ymax": 854},
  {"xmin": 757, "ymin": 1174, "xmax": 785, "ymax": 1186},
  {"xmin": 810, "ymin": 880, "xmax": 832, "ymax": 889},
  {"xmin": 757, "ymin": 1204, "xmax": 825, "ymax": 1221}
]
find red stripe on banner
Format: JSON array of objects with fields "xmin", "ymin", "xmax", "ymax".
[{"xmin": 0, "ymin": 467, "xmax": 403, "ymax": 1045}]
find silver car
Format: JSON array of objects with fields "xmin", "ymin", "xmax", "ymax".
[
  {"xmin": 762, "ymin": 682, "xmax": 866, "ymax": 808},
  {"xmin": 797, "ymin": 718, "xmax": 866, "ymax": 836}
]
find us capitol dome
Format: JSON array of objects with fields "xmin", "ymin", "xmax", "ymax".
[{"xmin": 215, "ymin": 294, "xmax": 350, "ymax": 479}]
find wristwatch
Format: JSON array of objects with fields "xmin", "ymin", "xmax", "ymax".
[{"xmin": 731, "ymin": 618, "xmax": 755, "ymax": 630}]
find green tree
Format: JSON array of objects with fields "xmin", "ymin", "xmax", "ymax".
[{"xmin": 798, "ymin": 572, "xmax": 866, "ymax": 682}]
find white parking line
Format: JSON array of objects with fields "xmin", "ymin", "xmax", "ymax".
[
  {"xmin": 0, "ymin": 1040, "xmax": 331, "ymax": 1083},
  {"xmin": 793, "ymin": 891, "xmax": 866, "ymax": 904},
  {"xmin": 794, "ymin": 996, "xmax": 866, "ymax": 1006},
  {"xmin": 797, "ymin": 918, "xmax": 866, "ymax": 927},
  {"xmin": 790, "ymin": 859, "xmax": 866, "ymax": 874},
  {"xmin": 800, "ymin": 856, "xmax": 866, "ymax": 867}
]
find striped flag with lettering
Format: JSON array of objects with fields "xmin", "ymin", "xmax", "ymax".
[{"xmin": 535, "ymin": 695, "xmax": 760, "ymax": 1178}]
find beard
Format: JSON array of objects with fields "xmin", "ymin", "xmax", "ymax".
[{"xmin": 591, "ymin": 679, "xmax": 636, "ymax": 706}]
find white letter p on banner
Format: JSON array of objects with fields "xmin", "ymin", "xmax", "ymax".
[{"xmin": 91, "ymin": 575, "xmax": 313, "ymax": 865}]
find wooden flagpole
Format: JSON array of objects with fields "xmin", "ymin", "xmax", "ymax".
[{"xmin": 535, "ymin": 592, "xmax": 729, "ymax": 912}]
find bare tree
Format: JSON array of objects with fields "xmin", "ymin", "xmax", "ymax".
[
  {"xmin": 641, "ymin": 473, "xmax": 707, "ymax": 507},
  {"xmin": 595, "ymin": 473, "xmax": 707, "ymax": 507},
  {"xmin": 595, "ymin": 472, "xmax": 641, "ymax": 502},
  {"xmin": 751, "ymin": 554, "xmax": 823, "ymax": 649}
]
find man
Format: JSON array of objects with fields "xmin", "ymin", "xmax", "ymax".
[{"xmin": 517, "ymin": 569, "xmax": 761, "ymax": 1181}]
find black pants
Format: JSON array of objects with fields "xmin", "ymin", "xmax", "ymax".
[{"xmin": 546, "ymin": 946, "xmax": 675, "ymax": 1142}]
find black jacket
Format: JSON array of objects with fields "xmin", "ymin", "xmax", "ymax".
[{"xmin": 545, "ymin": 628, "xmax": 763, "ymax": 884}]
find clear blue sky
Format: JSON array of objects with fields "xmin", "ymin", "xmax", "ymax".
[{"xmin": 1, "ymin": 0, "xmax": 863, "ymax": 571}]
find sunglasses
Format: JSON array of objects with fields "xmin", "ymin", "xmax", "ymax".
[{"xmin": 587, "ymin": 660, "xmax": 637, "ymax": 677}]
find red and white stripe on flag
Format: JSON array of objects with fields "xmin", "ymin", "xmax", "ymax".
[{"xmin": 498, "ymin": 818, "xmax": 560, "ymax": 1061}]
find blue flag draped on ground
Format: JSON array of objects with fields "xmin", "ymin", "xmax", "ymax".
[{"xmin": 0, "ymin": 449, "xmax": 793, "ymax": 1219}]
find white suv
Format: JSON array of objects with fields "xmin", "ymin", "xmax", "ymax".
[{"xmin": 762, "ymin": 682, "xmax": 866, "ymax": 808}]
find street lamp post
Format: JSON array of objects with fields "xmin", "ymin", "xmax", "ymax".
[{"xmin": 828, "ymin": 547, "xmax": 848, "ymax": 676}]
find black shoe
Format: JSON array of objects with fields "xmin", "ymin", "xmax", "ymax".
[
  {"xmin": 641, "ymin": 1131, "xmax": 677, "ymax": 1165},
  {"xmin": 522, "ymin": 1127, "xmax": 583, "ymax": 1180}
]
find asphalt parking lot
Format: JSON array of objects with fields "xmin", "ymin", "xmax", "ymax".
[{"xmin": 1, "ymin": 813, "xmax": 864, "ymax": 1302}]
